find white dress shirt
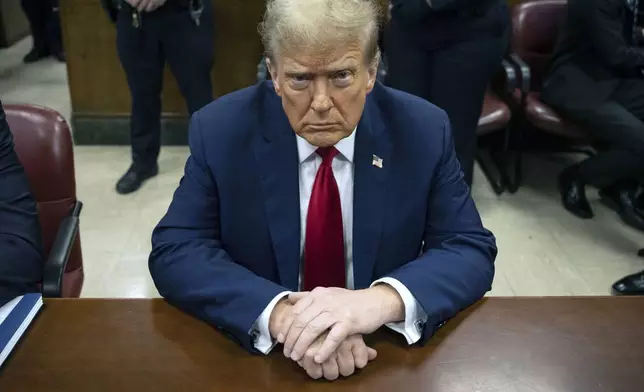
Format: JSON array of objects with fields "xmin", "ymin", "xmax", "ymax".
[{"xmin": 250, "ymin": 128, "xmax": 428, "ymax": 354}]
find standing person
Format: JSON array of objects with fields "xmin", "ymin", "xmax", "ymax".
[
  {"xmin": 541, "ymin": 0, "xmax": 644, "ymax": 230},
  {"xmin": 21, "ymin": 0, "xmax": 65, "ymax": 63},
  {"xmin": 102, "ymin": 0, "xmax": 214, "ymax": 194},
  {"xmin": 385, "ymin": 0, "xmax": 510, "ymax": 187}
]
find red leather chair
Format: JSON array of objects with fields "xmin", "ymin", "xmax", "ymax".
[
  {"xmin": 508, "ymin": 0, "xmax": 590, "ymax": 192},
  {"xmin": 5, "ymin": 104, "xmax": 84, "ymax": 298}
]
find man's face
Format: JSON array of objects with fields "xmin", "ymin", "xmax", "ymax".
[{"xmin": 267, "ymin": 42, "xmax": 378, "ymax": 147}]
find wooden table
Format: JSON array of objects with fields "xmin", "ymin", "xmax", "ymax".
[{"xmin": 1, "ymin": 298, "xmax": 643, "ymax": 391}]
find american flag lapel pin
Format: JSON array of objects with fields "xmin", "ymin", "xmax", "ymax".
[{"xmin": 372, "ymin": 154, "xmax": 383, "ymax": 168}]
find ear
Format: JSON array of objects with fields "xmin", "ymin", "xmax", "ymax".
[
  {"xmin": 266, "ymin": 58, "xmax": 282, "ymax": 96},
  {"xmin": 366, "ymin": 56, "xmax": 379, "ymax": 94}
]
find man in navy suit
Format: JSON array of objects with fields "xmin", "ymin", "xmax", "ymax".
[
  {"xmin": 150, "ymin": 0, "xmax": 497, "ymax": 380},
  {"xmin": 0, "ymin": 102, "xmax": 43, "ymax": 306}
]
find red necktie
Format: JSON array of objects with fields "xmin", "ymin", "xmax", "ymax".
[{"xmin": 303, "ymin": 147, "xmax": 346, "ymax": 291}]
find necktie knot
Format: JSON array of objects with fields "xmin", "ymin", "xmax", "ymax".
[{"xmin": 317, "ymin": 147, "xmax": 339, "ymax": 166}]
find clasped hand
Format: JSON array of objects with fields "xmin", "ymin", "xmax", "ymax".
[{"xmin": 270, "ymin": 286, "xmax": 403, "ymax": 380}]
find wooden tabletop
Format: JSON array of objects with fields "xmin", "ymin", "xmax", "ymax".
[{"xmin": 1, "ymin": 298, "xmax": 643, "ymax": 391}]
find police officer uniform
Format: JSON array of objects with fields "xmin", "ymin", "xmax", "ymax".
[
  {"xmin": 103, "ymin": 0, "xmax": 214, "ymax": 194},
  {"xmin": 385, "ymin": 0, "xmax": 510, "ymax": 188},
  {"xmin": 21, "ymin": 0, "xmax": 64, "ymax": 62}
]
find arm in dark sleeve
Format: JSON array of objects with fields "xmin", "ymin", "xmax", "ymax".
[
  {"xmin": 575, "ymin": 0, "xmax": 644, "ymax": 72},
  {"xmin": 149, "ymin": 111, "xmax": 287, "ymax": 353},
  {"xmin": 383, "ymin": 118, "xmax": 497, "ymax": 343},
  {"xmin": 0, "ymin": 104, "xmax": 43, "ymax": 306}
]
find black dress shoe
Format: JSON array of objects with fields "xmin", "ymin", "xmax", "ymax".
[
  {"xmin": 558, "ymin": 167, "xmax": 593, "ymax": 219},
  {"xmin": 612, "ymin": 270, "xmax": 644, "ymax": 296},
  {"xmin": 23, "ymin": 47, "xmax": 49, "ymax": 63},
  {"xmin": 599, "ymin": 187, "xmax": 644, "ymax": 231},
  {"xmin": 115, "ymin": 164, "xmax": 159, "ymax": 195}
]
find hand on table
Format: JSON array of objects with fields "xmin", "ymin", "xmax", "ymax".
[
  {"xmin": 277, "ymin": 285, "xmax": 404, "ymax": 365},
  {"xmin": 296, "ymin": 334, "xmax": 377, "ymax": 380},
  {"xmin": 125, "ymin": 0, "xmax": 167, "ymax": 12}
]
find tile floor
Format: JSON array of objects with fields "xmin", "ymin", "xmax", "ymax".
[{"xmin": 2, "ymin": 38, "xmax": 643, "ymax": 299}]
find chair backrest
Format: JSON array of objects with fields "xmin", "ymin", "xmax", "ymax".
[
  {"xmin": 511, "ymin": 0, "xmax": 567, "ymax": 91},
  {"xmin": 5, "ymin": 104, "xmax": 84, "ymax": 297}
]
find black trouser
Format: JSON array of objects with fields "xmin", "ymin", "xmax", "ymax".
[
  {"xmin": 21, "ymin": 0, "xmax": 62, "ymax": 53},
  {"xmin": 385, "ymin": 20, "xmax": 509, "ymax": 186},
  {"xmin": 116, "ymin": 3, "xmax": 214, "ymax": 170},
  {"xmin": 570, "ymin": 79, "xmax": 644, "ymax": 188}
]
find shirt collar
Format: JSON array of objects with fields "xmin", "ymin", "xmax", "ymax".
[{"xmin": 296, "ymin": 127, "xmax": 356, "ymax": 164}]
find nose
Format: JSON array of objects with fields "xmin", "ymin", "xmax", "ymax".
[{"xmin": 310, "ymin": 78, "xmax": 332, "ymax": 112}]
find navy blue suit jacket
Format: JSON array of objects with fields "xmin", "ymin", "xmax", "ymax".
[
  {"xmin": 0, "ymin": 102, "xmax": 43, "ymax": 306},
  {"xmin": 149, "ymin": 81, "xmax": 497, "ymax": 352}
]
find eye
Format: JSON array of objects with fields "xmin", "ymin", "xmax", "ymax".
[
  {"xmin": 289, "ymin": 74, "xmax": 311, "ymax": 89},
  {"xmin": 332, "ymin": 70, "xmax": 353, "ymax": 87}
]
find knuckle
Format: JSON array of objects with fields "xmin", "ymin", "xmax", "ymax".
[
  {"xmin": 305, "ymin": 322, "xmax": 322, "ymax": 333},
  {"xmin": 293, "ymin": 320, "xmax": 308, "ymax": 330}
]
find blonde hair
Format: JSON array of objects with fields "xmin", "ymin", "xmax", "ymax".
[{"xmin": 259, "ymin": 0, "xmax": 381, "ymax": 66}]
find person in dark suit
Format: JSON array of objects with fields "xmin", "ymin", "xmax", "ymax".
[
  {"xmin": 20, "ymin": 0, "xmax": 64, "ymax": 63},
  {"xmin": 384, "ymin": 0, "xmax": 510, "ymax": 187},
  {"xmin": 149, "ymin": 0, "xmax": 496, "ymax": 381},
  {"xmin": 0, "ymin": 102, "xmax": 43, "ymax": 306},
  {"xmin": 541, "ymin": 0, "xmax": 644, "ymax": 230},
  {"xmin": 101, "ymin": 0, "xmax": 214, "ymax": 194}
]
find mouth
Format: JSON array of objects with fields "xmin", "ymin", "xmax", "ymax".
[{"xmin": 308, "ymin": 123, "xmax": 338, "ymax": 131}]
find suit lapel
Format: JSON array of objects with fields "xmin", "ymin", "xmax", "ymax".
[
  {"xmin": 253, "ymin": 88, "xmax": 301, "ymax": 291},
  {"xmin": 352, "ymin": 95, "xmax": 391, "ymax": 289}
]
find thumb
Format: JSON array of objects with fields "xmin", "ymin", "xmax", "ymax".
[
  {"xmin": 288, "ymin": 291, "xmax": 310, "ymax": 303},
  {"xmin": 367, "ymin": 347, "xmax": 378, "ymax": 361}
]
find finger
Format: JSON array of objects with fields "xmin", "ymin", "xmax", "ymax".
[
  {"xmin": 322, "ymin": 358, "xmax": 340, "ymax": 381},
  {"xmin": 282, "ymin": 301, "xmax": 325, "ymax": 358},
  {"xmin": 279, "ymin": 294, "xmax": 314, "ymax": 346},
  {"xmin": 137, "ymin": 0, "xmax": 150, "ymax": 11},
  {"xmin": 145, "ymin": 1, "xmax": 157, "ymax": 12},
  {"xmin": 306, "ymin": 363, "xmax": 323, "ymax": 380},
  {"xmin": 290, "ymin": 312, "xmax": 335, "ymax": 362},
  {"xmin": 337, "ymin": 343, "xmax": 355, "ymax": 377},
  {"xmin": 367, "ymin": 347, "xmax": 378, "ymax": 361},
  {"xmin": 314, "ymin": 323, "xmax": 350, "ymax": 364},
  {"xmin": 288, "ymin": 291, "xmax": 310, "ymax": 303},
  {"xmin": 352, "ymin": 342, "xmax": 369, "ymax": 369},
  {"xmin": 301, "ymin": 355, "xmax": 323, "ymax": 380}
]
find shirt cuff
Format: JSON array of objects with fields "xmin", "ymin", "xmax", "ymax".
[
  {"xmin": 249, "ymin": 291, "xmax": 291, "ymax": 354},
  {"xmin": 371, "ymin": 277, "xmax": 428, "ymax": 345}
]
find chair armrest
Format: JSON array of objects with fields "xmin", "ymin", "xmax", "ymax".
[
  {"xmin": 508, "ymin": 53, "xmax": 531, "ymax": 93},
  {"xmin": 488, "ymin": 56, "xmax": 517, "ymax": 106},
  {"xmin": 42, "ymin": 201, "xmax": 83, "ymax": 298}
]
